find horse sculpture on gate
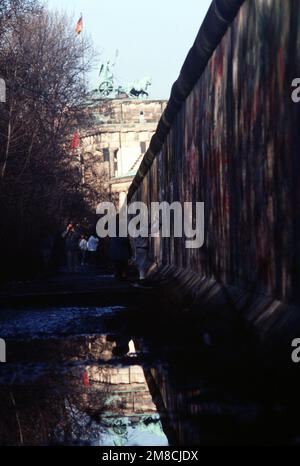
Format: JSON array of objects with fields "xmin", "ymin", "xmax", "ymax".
[
  {"xmin": 122, "ymin": 77, "xmax": 152, "ymax": 98},
  {"xmin": 89, "ymin": 52, "xmax": 153, "ymax": 100}
]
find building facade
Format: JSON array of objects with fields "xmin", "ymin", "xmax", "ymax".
[{"xmin": 80, "ymin": 98, "xmax": 167, "ymax": 208}]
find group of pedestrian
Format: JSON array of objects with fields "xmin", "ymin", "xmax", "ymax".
[
  {"xmin": 61, "ymin": 218, "xmax": 153, "ymax": 280},
  {"xmin": 62, "ymin": 223, "xmax": 99, "ymax": 273}
]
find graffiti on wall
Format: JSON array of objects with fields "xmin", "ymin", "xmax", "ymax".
[{"xmin": 131, "ymin": 0, "xmax": 300, "ymax": 304}]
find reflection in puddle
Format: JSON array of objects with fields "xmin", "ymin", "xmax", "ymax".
[
  {"xmin": 92, "ymin": 363, "xmax": 168, "ymax": 446},
  {"xmin": 1, "ymin": 304, "xmax": 297, "ymax": 445},
  {"xmin": 0, "ymin": 306, "xmax": 168, "ymax": 446}
]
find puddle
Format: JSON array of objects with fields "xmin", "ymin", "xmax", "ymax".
[
  {"xmin": 0, "ymin": 305, "xmax": 168, "ymax": 446},
  {"xmin": 0, "ymin": 304, "xmax": 299, "ymax": 445},
  {"xmin": 0, "ymin": 306, "xmax": 125, "ymax": 340}
]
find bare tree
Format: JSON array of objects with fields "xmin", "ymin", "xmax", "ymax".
[{"xmin": 0, "ymin": 2, "xmax": 108, "ymax": 280}]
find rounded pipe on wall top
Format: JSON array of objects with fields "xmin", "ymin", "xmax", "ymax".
[{"xmin": 127, "ymin": 0, "xmax": 246, "ymax": 202}]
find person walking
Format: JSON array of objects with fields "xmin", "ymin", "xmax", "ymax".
[
  {"xmin": 62, "ymin": 223, "xmax": 80, "ymax": 273},
  {"xmin": 41, "ymin": 233, "xmax": 54, "ymax": 272},
  {"xmin": 110, "ymin": 235, "xmax": 132, "ymax": 280},
  {"xmin": 132, "ymin": 235, "xmax": 151, "ymax": 280},
  {"xmin": 87, "ymin": 233, "xmax": 99, "ymax": 266},
  {"xmin": 79, "ymin": 235, "xmax": 88, "ymax": 266}
]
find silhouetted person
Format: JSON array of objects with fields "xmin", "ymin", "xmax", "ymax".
[
  {"xmin": 62, "ymin": 223, "xmax": 80, "ymax": 273},
  {"xmin": 110, "ymin": 235, "xmax": 132, "ymax": 280},
  {"xmin": 41, "ymin": 233, "xmax": 54, "ymax": 272}
]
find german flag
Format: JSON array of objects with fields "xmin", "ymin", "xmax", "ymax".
[{"xmin": 75, "ymin": 15, "xmax": 83, "ymax": 35}]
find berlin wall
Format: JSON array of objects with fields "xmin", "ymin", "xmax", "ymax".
[{"xmin": 128, "ymin": 0, "xmax": 300, "ymax": 316}]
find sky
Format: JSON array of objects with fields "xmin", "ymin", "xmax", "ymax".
[{"xmin": 46, "ymin": 0, "xmax": 212, "ymax": 99}]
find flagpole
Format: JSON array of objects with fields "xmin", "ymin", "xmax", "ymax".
[
  {"xmin": 81, "ymin": 13, "xmax": 85, "ymax": 185},
  {"xmin": 80, "ymin": 13, "xmax": 85, "ymax": 89},
  {"xmin": 75, "ymin": 13, "xmax": 85, "ymax": 185}
]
